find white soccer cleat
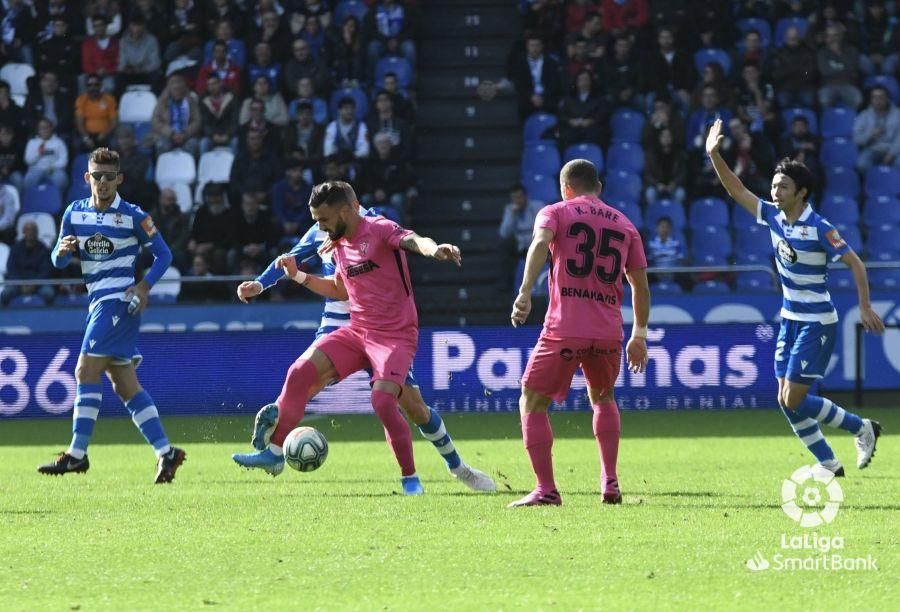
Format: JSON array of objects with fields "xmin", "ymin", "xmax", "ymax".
[
  {"xmin": 855, "ymin": 419, "xmax": 881, "ymax": 469},
  {"xmin": 450, "ymin": 464, "xmax": 497, "ymax": 492},
  {"xmin": 819, "ymin": 459, "xmax": 845, "ymax": 477}
]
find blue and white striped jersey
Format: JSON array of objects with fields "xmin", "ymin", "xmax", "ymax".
[{"xmin": 757, "ymin": 199, "xmax": 851, "ymax": 325}]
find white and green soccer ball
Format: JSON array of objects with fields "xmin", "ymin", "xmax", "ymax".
[{"xmin": 283, "ymin": 427, "xmax": 329, "ymax": 472}]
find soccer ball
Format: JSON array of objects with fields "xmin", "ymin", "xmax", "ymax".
[{"xmin": 283, "ymin": 426, "xmax": 329, "ymax": 472}]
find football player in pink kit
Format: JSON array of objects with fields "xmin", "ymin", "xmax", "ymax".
[
  {"xmin": 232, "ymin": 182, "xmax": 462, "ymax": 495},
  {"xmin": 509, "ymin": 159, "xmax": 651, "ymax": 507}
]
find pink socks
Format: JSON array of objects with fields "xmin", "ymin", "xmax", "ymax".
[
  {"xmin": 521, "ymin": 411, "xmax": 556, "ymax": 493},
  {"xmin": 371, "ymin": 390, "xmax": 416, "ymax": 476},
  {"xmin": 272, "ymin": 359, "xmax": 318, "ymax": 445},
  {"xmin": 592, "ymin": 401, "xmax": 620, "ymax": 490}
]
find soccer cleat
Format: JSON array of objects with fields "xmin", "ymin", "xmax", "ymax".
[
  {"xmin": 37, "ymin": 452, "xmax": 89, "ymax": 476},
  {"xmin": 819, "ymin": 459, "xmax": 845, "ymax": 477},
  {"xmin": 507, "ymin": 488, "xmax": 562, "ymax": 508},
  {"xmin": 232, "ymin": 448, "xmax": 284, "ymax": 476},
  {"xmin": 855, "ymin": 419, "xmax": 881, "ymax": 469},
  {"xmin": 155, "ymin": 447, "xmax": 186, "ymax": 484},
  {"xmin": 251, "ymin": 403, "xmax": 279, "ymax": 451},
  {"xmin": 450, "ymin": 463, "xmax": 497, "ymax": 492},
  {"xmin": 401, "ymin": 475, "xmax": 425, "ymax": 496}
]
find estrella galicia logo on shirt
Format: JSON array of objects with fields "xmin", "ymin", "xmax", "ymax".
[
  {"xmin": 346, "ymin": 259, "xmax": 380, "ymax": 277},
  {"xmin": 776, "ymin": 239, "xmax": 798, "ymax": 266},
  {"xmin": 85, "ymin": 232, "xmax": 114, "ymax": 259}
]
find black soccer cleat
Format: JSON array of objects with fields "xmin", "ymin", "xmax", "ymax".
[
  {"xmin": 155, "ymin": 447, "xmax": 186, "ymax": 484},
  {"xmin": 38, "ymin": 452, "xmax": 89, "ymax": 476}
]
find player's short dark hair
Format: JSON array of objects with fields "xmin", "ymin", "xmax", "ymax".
[
  {"xmin": 773, "ymin": 157, "xmax": 815, "ymax": 197},
  {"xmin": 89, "ymin": 147, "xmax": 120, "ymax": 169},
  {"xmin": 309, "ymin": 181, "xmax": 357, "ymax": 208},
  {"xmin": 338, "ymin": 96, "xmax": 356, "ymax": 108},
  {"xmin": 560, "ymin": 159, "xmax": 601, "ymax": 193}
]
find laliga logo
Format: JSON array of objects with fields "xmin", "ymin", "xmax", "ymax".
[{"xmin": 781, "ymin": 465, "xmax": 843, "ymax": 528}]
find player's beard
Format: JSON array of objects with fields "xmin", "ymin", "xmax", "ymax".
[{"xmin": 328, "ymin": 219, "xmax": 348, "ymax": 241}]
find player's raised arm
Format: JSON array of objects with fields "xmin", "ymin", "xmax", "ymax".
[
  {"xmin": 705, "ymin": 118, "xmax": 759, "ymax": 215},
  {"xmin": 399, "ymin": 233, "xmax": 462, "ymax": 266},
  {"xmin": 511, "ymin": 227, "xmax": 553, "ymax": 327},
  {"xmin": 276, "ymin": 254, "xmax": 349, "ymax": 301},
  {"xmin": 840, "ymin": 250, "xmax": 885, "ymax": 334}
]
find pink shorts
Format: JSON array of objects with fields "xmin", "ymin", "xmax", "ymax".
[
  {"xmin": 315, "ymin": 325, "xmax": 417, "ymax": 388},
  {"xmin": 522, "ymin": 335, "xmax": 621, "ymax": 402}
]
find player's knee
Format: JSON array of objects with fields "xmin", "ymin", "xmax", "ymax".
[
  {"xmin": 519, "ymin": 386, "xmax": 550, "ymax": 414},
  {"xmin": 371, "ymin": 388, "xmax": 399, "ymax": 415},
  {"xmin": 75, "ymin": 361, "xmax": 102, "ymax": 384},
  {"xmin": 782, "ymin": 385, "xmax": 805, "ymax": 410},
  {"xmin": 285, "ymin": 359, "xmax": 318, "ymax": 391},
  {"xmin": 399, "ymin": 394, "xmax": 429, "ymax": 425}
]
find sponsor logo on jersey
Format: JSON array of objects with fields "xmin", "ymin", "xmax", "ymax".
[
  {"xmin": 346, "ymin": 259, "xmax": 380, "ymax": 278},
  {"xmin": 85, "ymin": 233, "xmax": 114, "ymax": 259},
  {"xmin": 141, "ymin": 216, "xmax": 158, "ymax": 237},
  {"xmin": 777, "ymin": 239, "xmax": 798, "ymax": 266},
  {"xmin": 826, "ymin": 229, "xmax": 846, "ymax": 249}
]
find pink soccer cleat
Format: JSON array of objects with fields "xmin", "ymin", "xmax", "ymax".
[
  {"xmin": 507, "ymin": 488, "xmax": 562, "ymax": 508},
  {"xmin": 602, "ymin": 479, "xmax": 622, "ymax": 504}
]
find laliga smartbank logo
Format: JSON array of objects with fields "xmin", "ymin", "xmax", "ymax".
[{"xmin": 745, "ymin": 465, "xmax": 877, "ymax": 572}]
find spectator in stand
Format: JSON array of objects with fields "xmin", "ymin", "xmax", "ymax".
[
  {"xmin": 36, "ymin": 0, "xmax": 81, "ymax": 33},
  {"xmin": 0, "ymin": 82, "xmax": 24, "ymax": 138},
  {"xmin": 858, "ymin": 1, "xmax": 899, "ymax": 77},
  {"xmin": 817, "ymin": 23, "xmax": 863, "ymax": 110},
  {"xmin": 690, "ymin": 61, "xmax": 732, "ymax": 111},
  {"xmin": 0, "ymin": 0, "xmax": 35, "ymax": 64},
  {"xmin": 686, "ymin": 86, "xmax": 733, "ymax": 153},
  {"xmin": 188, "ymin": 182, "xmax": 236, "ymax": 274},
  {"xmin": 115, "ymin": 124, "xmax": 155, "ymax": 207},
  {"xmin": 37, "ymin": 18, "xmax": 79, "ymax": 85},
  {"xmin": 249, "ymin": 10, "xmax": 292, "ymax": 63},
  {"xmin": 323, "ymin": 97, "xmax": 369, "ymax": 169},
  {"xmin": 294, "ymin": 0, "xmax": 333, "ymax": 30},
  {"xmin": 240, "ymin": 76, "xmax": 289, "ymax": 128},
  {"xmin": 558, "ymin": 69, "xmax": 609, "ymax": 151},
  {"xmin": 283, "ymin": 101, "xmax": 325, "ymax": 168},
  {"xmin": 600, "ymin": 0, "xmax": 648, "ymax": 37},
  {"xmin": 566, "ymin": 37, "xmax": 596, "ymax": 80},
  {"xmin": 601, "ymin": 36, "xmax": 642, "ymax": 109},
  {"xmin": 565, "ymin": 11, "xmax": 607, "ymax": 65},
  {"xmin": 196, "ymin": 39, "xmax": 243, "ymax": 96},
  {"xmin": 238, "ymin": 97, "xmax": 281, "ymax": 153},
  {"xmin": 151, "ymin": 74, "xmax": 201, "ymax": 156},
  {"xmin": 80, "ymin": 16, "xmax": 119, "ymax": 93},
  {"xmin": 0, "ymin": 123, "xmax": 25, "ymax": 192},
  {"xmin": 644, "ymin": 127, "xmax": 686, "ymax": 204},
  {"xmin": 509, "ymin": 34, "xmax": 562, "ymax": 121},
  {"xmin": 248, "ymin": 42, "xmax": 282, "ymax": 93},
  {"xmin": 230, "ymin": 192, "xmax": 277, "ymax": 271},
  {"xmin": 84, "ymin": 0, "xmax": 123, "ymax": 37},
  {"xmin": 202, "ymin": 20, "xmax": 247, "ymax": 70},
  {"xmin": 641, "ymin": 96, "xmax": 685, "ymax": 150},
  {"xmin": 75, "ymin": 75, "xmax": 118, "ymax": 151},
  {"xmin": 644, "ymin": 26, "xmax": 694, "ymax": 113},
  {"xmin": 329, "ymin": 16, "xmax": 364, "ymax": 86},
  {"xmin": 199, "ymin": 74, "xmax": 239, "ymax": 155},
  {"xmin": 23, "ymin": 117, "xmax": 68, "ymax": 191},
  {"xmin": 0, "ymin": 171, "xmax": 18, "ymax": 242},
  {"xmin": 853, "ymin": 86, "xmax": 900, "ymax": 172},
  {"xmin": 180, "ymin": 253, "xmax": 229, "ymax": 302},
  {"xmin": 283, "ymin": 38, "xmax": 331, "ymax": 100},
  {"xmin": 131, "ymin": 0, "xmax": 168, "ymax": 46},
  {"xmin": 270, "ymin": 158, "xmax": 314, "ymax": 245},
  {"xmin": 522, "ymin": 0, "xmax": 564, "ymax": 44},
  {"xmin": 367, "ymin": 90, "xmax": 411, "ymax": 161},
  {"xmin": 1, "ymin": 220, "xmax": 54, "ymax": 306},
  {"xmin": 497, "ymin": 183, "xmax": 544, "ymax": 292},
  {"xmin": 805, "ymin": 2, "xmax": 859, "ymax": 48},
  {"xmin": 163, "ymin": 0, "xmax": 203, "ymax": 63},
  {"xmin": 298, "ymin": 14, "xmax": 328, "ymax": 61},
  {"xmin": 725, "ymin": 117, "xmax": 774, "ymax": 195},
  {"xmin": 117, "ymin": 14, "xmax": 161, "ymax": 93},
  {"xmin": 381, "ymin": 73, "xmax": 414, "ymax": 122},
  {"xmin": 203, "ymin": 1, "xmax": 245, "ymax": 41},
  {"xmin": 150, "ymin": 187, "xmax": 191, "ymax": 271},
  {"xmin": 770, "ymin": 26, "xmax": 818, "ymax": 109},
  {"xmin": 24, "ymin": 71, "xmax": 73, "ymax": 139},
  {"xmin": 360, "ymin": 132, "xmax": 415, "ymax": 220},
  {"xmin": 288, "ymin": 76, "xmax": 329, "ymax": 124},
  {"xmin": 733, "ymin": 29, "xmax": 767, "ymax": 73},
  {"xmin": 364, "ymin": 0, "xmax": 417, "ymax": 77},
  {"xmin": 735, "ymin": 62, "xmax": 776, "ymax": 137},
  {"xmin": 779, "ymin": 115, "xmax": 820, "ymax": 177},
  {"xmin": 646, "ymin": 216, "xmax": 685, "ymax": 280},
  {"xmin": 229, "ymin": 129, "xmax": 280, "ymax": 205}
]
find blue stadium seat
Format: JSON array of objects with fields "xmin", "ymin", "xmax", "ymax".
[
  {"xmin": 606, "ymin": 198, "xmax": 643, "ymax": 228},
  {"xmin": 828, "ymin": 268, "xmax": 855, "ymax": 291},
  {"xmin": 610, "ymin": 108, "xmax": 645, "ymax": 144},
  {"xmin": 732, "ymin": 204, "xmax": 759, "ymax": 229},
  {"xmin": 148, "ymin": 293, "xmax": 178, "ymax": 305},
  {"xmin": 781, "ymin": 107, "xmax": 818, "ymax": 134},
  {"xmin": 736, "ymin": 18, "xmax": 772, "ymax": 47},
  {"xmin": 601, "ymin": 170, "xmax": 641, "ymax": 202},
  {"xmin": 693, "ymin": 48, "xmax": 731, "ymax": 76},
  {"xmin": 22, "ymin": 182, "xmax": 63, "ymax": 215},
  {"xmin": 821, "ymin": 107, "xmax": 856, "ymax": 139},
  {"xmin": 329, "ymin": 87, "xmax": 369, "ymax": 121},
  {"xmin": 69, "ymin": 152, "xmax": 89, "ymax": 185},
  {"xmin": 691, "ymin": 226, "xmax": 732, "ymax": 259},
  {"xmin": 374, "ymin": 56, "xmax": 413, "ymax": 89},
  {"xmin": 606, "ymin": 142, "xmax": 643, "ymax": 173},
  {"xmin": 864, "ymin": 165, "xmax": 900, "ymax": 197},
  {"xmin": 865, "ymin": 224, "xmax": 900, "ymax": 261},
  {"xmin": 646, "ymin": 198, "xmax": 686, "ymax": 229},
  {"xmin": 693, "ymin": 279, "xmax": 731, "ymax": 294},
  {"xmin": 736, "ymin": 251, "xmax": 769, "ymax": 265},
  {"xmin": 125, "ymin": 121, "xmax": 154, "ymax": 155},
  {"xmin": 819, "ymin": 193, "xmax": 859, "ymax": 226},
  {"xmin": 823, "ymin": 165, "xmax": 860, "ymax": 198},
  {"xmin": 689, "ymin": 198, "xmax": 729, "ymax": 228},
  {"xmin": 651, "ymin": 281, "xmax": 683, "ymax": 295},
  {"xmin": 335, "ymin": 0, "xmax": 369, "ymax": 25},
  {"xmin": 563, "ymin": 143, "xmax": 604, "ymax": 173},
  {"xmin": 54, "ymin": 293, "xmax": 91, "ymax": 306},
  {"xmin": 838, "ymin": 224, "xmax": 862, "ymax": 252},
  {"xmin": 66, "ymin": 181, "xmax": 91, "ymax": 203},
  {"xmin": 864, "ymin": 195, "xmax": 900, "ymax": 227},
  {"xmin": 735, "ymin": 224, "xmax": 772, "ymax": 255},
  {"xmin": 522, "ymin": 173, "xmax": 559, "ymax": 204},
  {"xmin": 864, "ymin": 75, "xmax": 900, "ymax": 104},
  {"xmin": 521, "ymin": 142, "xmax": 561, "ymax": 177},
  {"xmin": 820, "ymin": 137, "xmax": 858, "ymax": 168},
  {"xmin": 736, "ymin": 271, "xmax": 776, "ymax": 292},
  {"xmin": 870, "ymin": 269, "xmax": 900, "ymax": 291},
  {"xmin": 8, "ymin": 294, "xmax": 47, "ymax": 308},
  {"xmin": 523, "ymin": 113, "xmax": 557, "ymax": 144},
  {"xmin": 775, "ymin": 17, "xmax": 808, "ymax": 46}
]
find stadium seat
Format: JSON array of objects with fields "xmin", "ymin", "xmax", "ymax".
[
  {"xmin": 693, "ymin": 279, "xmax": 731, "ymax": 294},
  {"xmin": 562, "ymin": 143, "xmax": 604, "ymax": 173},
  {"xmin": 66, "ymin": 181, "xmax": 91, "ymax": 203},
  {"xmin": 828, "ymin": 267, "xmax": 854, "ymax": 291},
  {"xmin": 149, "ymin": 266, "xmax": 182, "ymax": 300},
  {"xmin": 870, "ymin": 269, "xmax": 900, "ymax": 291},
  {"xmin": 1, "ymin": 183, "xmax": 20, "ymax": 220},
  {"xmin": 651, "ymin": 281, "xmax": 683, "ymax": 294},
  {"xmin": 69, "ymin": 152, "xmax": 89, "ymax": 185},
  {"xmin": 823, "ymin": 165, "xmax": 860, "ymax": 198},
  {"xmin": 601, "ymin": 170, "xmax": 641, "ymax": 202},
  {"xmin": 691, "ymin": 226, "xmax": 732, "ymax": 259},
  {"xmin": 735, "ymin": 224, "xmax": 771, "ymax": 256},
  {"xmin": 736, "ymin": 18, "xmax": 772, "ymax": 47},
  {"xmin": 693, "ymin": 48, "xmax": 731, "ymax": 76},
  {"xmin": 0, "ymin": 242, "xmax": 9, "ymax": 279},
  {"xmin": 329, "ymin": 86, "xmax": 369, "ymax": 121},
  {"xmin": 195, "ymin": 149, "xmax": 235, "ymax": 202},
  {"xmin": 731, "ymin": 204, "xmax": 759, "ymax": 229},
  {"xmin": 521, "ymin": 142, "xmax": 562, "ymax": 177},
  {"xmin": 0, "ymin": 62, "xmax": 34, "ymax": 96},
  {"xmin": 8, "ymin": 294, "xmax": 47, "ymax": 308},
  {"xmin": 775, "ymin": 17, "xmax": 808, "ymax": 46},
  {"xmin": 606, "ymin": 142, "xmax": 643, "ymax": 173},
  {"xmin": 54, "ymin": 292, "xmax": 91, "ymax": 306},
  {"xmin": 689, "ymin": 198, "xmax": 729, "ymax": 228},
  {"xmin": 610, "ymin": 108, "xmax": 645, "ymax": 144},
  {"xmin": 864, "ymin": 75, "xmax": 900, "ymax": 104},
  {"xmin": 156, "ymin": 150, "xmax": 197, "ymax": 185},
  {"xmin": 161, "ymin": 182, "xmax": 194, "ymax": 214},
  {"xmin": 374, "ymin": 56, "xmax": 413, "ymax": 89},
  {"xmin": 16, "ymin": 212, "xmax": 56, "ymax": 248},
  {"xmin": 864, "ymin": 165, "xmax": 900, "ymax": 197},
  {"xmin": 819, "ymin": 193, "xmax": 859, "ymax": 226},
  {"xmin": 838, "ymin": 224, "xmax": 862, "ymax": 252},
  {"xmin": 522, "ymin": 173, "xmax": 559, "ymax": 204},
  {"xmin": 522, "ymin": 113, "xmax": 557, "ymax": 144},
  {"xmin": 821, "ymin": 107, "xmax": 856, "ymax": 139},
  {"xmin": 334, "ymin": 0, "xmax": 369, "ymax": 24},
  {"xmin": 736, "ymin": 271, "xmax": 776, "ymax": 292},
  {"xmin": 863, "ymin": 195, "xmax": 900, "ymax": 227},
  {"xmin": 118, "ymin": 91, "xmax": 158, "ymax": 123},
  {"xmin": 606, "ymin": 198, "xmax": 643, "ymax": 228},
  {"xmin": 127, "ymin": 121, "xmax": 153, "ymax": 151},
  {"xmin": 865, "ymin": 224, "xmax": 899, "ymax": 261},
  {"xmin": 781, "ymin": 107, "xmax": 818, "ymax": 134},
  {"xmin": 820, "ymin": 137, "xmax": 858, "ymax": 168},
  {"xmin": 735, "ymin": 251, "xmax": 769, "ymax": 265},
  {"xmin": 22, "ymin": 182, "xmax": 62, "ymax": 215},
  {"xmin": 646, "ymin": 199, "xmax": 686, "ymax": 229}
]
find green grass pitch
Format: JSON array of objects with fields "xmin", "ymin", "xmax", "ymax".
[{"xmin": 1, "ymin": 409, "xmax": 897, "ymax": 610}]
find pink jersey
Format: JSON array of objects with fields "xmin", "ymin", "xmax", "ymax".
[
  {"xmin": 332, "ymin": 215, "xmax": 417, "ymax": 333},
  {"xmin": 535, "ymin": 194, "xmax": 647, "ymax": 341}
]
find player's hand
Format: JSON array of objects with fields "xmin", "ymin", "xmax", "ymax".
[
  {"xmin": 626, "ymin": 336, "xmax": 649, "ymax": 374},
  {"xmin": 434, "ymin": 243, "xmax": 462, "ymax": 266},
  {"xmin": 275, "ymin": 254, "xmax": 299, "ymax": 277},
  {"xmin": 860, "ymin": 304, "xmax": 885, "ymax": 334},
  {"xmin": 57, "ymin": 235, "xmax": 78, "ymax": 256},
  {"xmin": 124, "ymin": 280, "xmax": 150, "ymax": 314},
  {"xmin": 705, "ymin": 118, "xmax": 724, "ymax": 156},
  {"xmin": 317, "ymin": 235, "xmax": 335, "ymax": 256},
  {"xmin": 237, "ymin": 280, "xmax": 263, "ymax": 304},
  {"xmin": 511, "ymin": 291, "xmax": 531, "ymax": 328}
]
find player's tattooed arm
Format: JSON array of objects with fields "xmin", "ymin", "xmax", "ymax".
[
  {"xmin": 841, "ymin": 250, "xmax": 885, "ymax": 334},
  {"xmin": 400, "ymin": 234, "xmax": 462, "ymax": 266},
  {"xmin": 705, "ymin": 118, "xmax": 758, "ymax": 215}
]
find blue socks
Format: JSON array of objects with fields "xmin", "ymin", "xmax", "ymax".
[
  {"xmin": 794, "ymin": 394, "xmax": 864, "ymax": 434},
  {"xmin": 417, "ymin": 408, "xmax": 462, "ymax": 470},
  {"xmin": 126, "ymin": 390, "xmax": 171, "ymax": 457},
  {"xmin": 781, "ymin": 404, "xmax": 835, "ymax": 463},
  {"xmin": 67, "ymin": 383, "xmax": 102, "ymax": 459}
]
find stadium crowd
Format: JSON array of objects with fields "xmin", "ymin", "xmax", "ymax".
[{"xmin": 0, "ymin": 0, "xmax": 419, "ymax": 306}]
